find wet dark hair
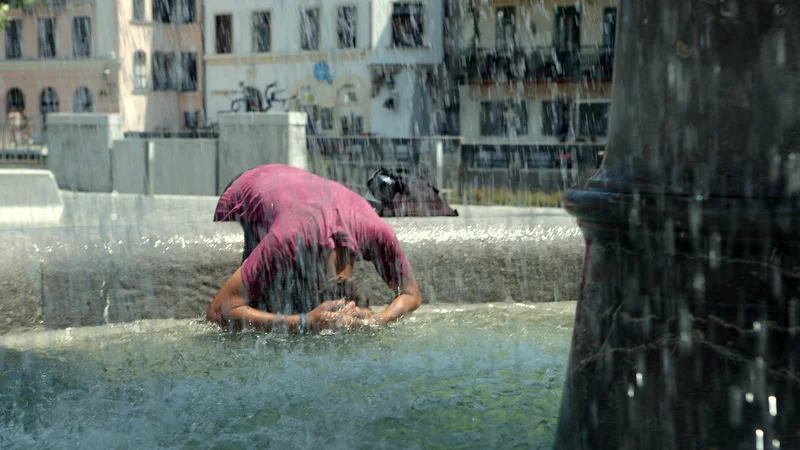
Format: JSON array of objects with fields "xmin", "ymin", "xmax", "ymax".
[{"xmin": 319, "ymin": 276, "xmax": 368, "ymax": 308}]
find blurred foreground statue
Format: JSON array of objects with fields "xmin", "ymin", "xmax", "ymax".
[{"xmin": 556, "ymin": 1, "xmax": 800, "ymax": 449}]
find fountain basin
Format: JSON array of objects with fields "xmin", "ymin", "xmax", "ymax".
[
  {"xmin": 0, "ymin": 205, "xmax": 582, "ymax": 335},
  {"xmin": 0, "ymin": 302, "xmax": 575, "ymax": 449}
]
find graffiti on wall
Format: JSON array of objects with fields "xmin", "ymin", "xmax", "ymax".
[{"xmin": 230, "ymin": 81, "xmax": 294, "ymax": 113}]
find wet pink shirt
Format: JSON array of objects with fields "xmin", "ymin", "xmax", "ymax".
[{"xmin": 215, "ymin": 164, "xmax": 412, "ymax": 301}]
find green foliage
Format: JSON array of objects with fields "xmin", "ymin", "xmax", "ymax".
[
  {"xmin": 0, "ymin": 0, "xmax": 45, "ymax": 28},
  {"xmin": 461, "ymin": 187, "xmax": 565, "ymax": 208}
]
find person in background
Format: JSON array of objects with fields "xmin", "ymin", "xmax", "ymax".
[
  {"xmin": 7, "ymin": 107, "xmax": 21, "ymax": 146},
  {"xmin": 206, "ymin": 164, "xmax": 422, "ymax": 334},
  {"xmin": 21, "ymin": 109, "xmax": 32, "ymax": 144}
]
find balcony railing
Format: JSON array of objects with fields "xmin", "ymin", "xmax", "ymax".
[{"xmin": 455, "ymin": 45, "xmax": 614, "ymax": 84}]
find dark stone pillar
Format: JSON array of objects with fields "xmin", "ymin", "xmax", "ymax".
[{"xmin": 555, "ymin": 1, "xmax": 800, "ymax": 449}]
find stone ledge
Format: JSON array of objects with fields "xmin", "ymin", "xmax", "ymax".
[{"xmin": 0, "ymin": 214, "xmax": 584, "ymax": 335}]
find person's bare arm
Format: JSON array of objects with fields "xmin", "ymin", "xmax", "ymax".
[
  {"xmin": 374, "ymin": 275, "xmax": 422, "ymax": 325},
  {"xmin": 207, "ymin": 268, "xmax": 346, "ymax": 333},
  {"xmin": 367, "ymin": 224, "xmax": 422, "ymax": 325}
]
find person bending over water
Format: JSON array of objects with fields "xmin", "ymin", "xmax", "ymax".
[{"xmin": 206, "ymin": 164, "xmax": 422, "ymax": 334}]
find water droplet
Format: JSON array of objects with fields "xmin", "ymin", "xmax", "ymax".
[
  {"xmin": 773, "ymin": 439, "xmax": 780, "ymax": 449},
  {"xmin": 746, "ymin": 392, "xmax": 755, "ymax": 403},
  {"xmin": 756, "ymin": 429, "xmax": 764, "ymax": 450},
  {"xmin": 627, "ymin": 384, "xmax": 634, "ymax": 398},
  {"xmin": 110, "ymin": 213, "xmax": 118, "ymax": 221},
  {"xmin": 636, "ymin": 372, "xmax": 643, "ymax": 387},
  {"xmin": 753, "ymin": 321, "xmax": 762, "ymax": 332},
  {"xmin": 769, "ymin": 396, "xmax": 777, "ymax": 416}
]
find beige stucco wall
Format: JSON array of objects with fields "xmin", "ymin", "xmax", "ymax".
[
  {"xmin": 0, "ymin": 4, "xmax": 120, "ymax": 141},
  {"xmin": 117, "ymin": 0, "xmax": 204, "ymax": 132}
]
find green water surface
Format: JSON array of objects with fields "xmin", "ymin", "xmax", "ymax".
[{"xmin": 0, "ymin": 303, "xmax": 575, "ymax": 450}]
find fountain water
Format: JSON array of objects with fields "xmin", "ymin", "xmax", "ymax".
[
  {"xmin": 0, "ymin": 186, "xmax": 583, "ymax": 448},
  {"xmin": 556, "ymin": 1, "xmax": 800, "ymax": 448}
]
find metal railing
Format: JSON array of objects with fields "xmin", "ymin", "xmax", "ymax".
[
  {"xmin": 461, "ymin": 143, "xmax": 605, "ymax": 170},
  {"xmin": 123, "ymin": 130, "xmax": 220, "ymax": 139},
  {"xmin": 0, "ymin": 122, "xmax": 46, "ymax": 148},
  {"xmin": 307, "ymin": 136, "xmax": 462, "ymax": 194},
  {"xmin": 455, "ymin": 45, "xmax": 614, "ymax": 83}
]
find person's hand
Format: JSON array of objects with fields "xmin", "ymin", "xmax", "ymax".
[
  {"xmin": 334, "ymin": 303, "xmax": 379, "ymax": 329},
  {"xmin": 308, "ymin": 300, "xmax": 379, "ymax": 331},
  {"xmin": 307, "ymin": 299, "xmax": 348, "ymax": 332}
]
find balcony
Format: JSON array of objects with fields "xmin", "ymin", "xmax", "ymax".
[{"xmin": 455, "ymin": 46, "xmax": 614, "ymax": 84}]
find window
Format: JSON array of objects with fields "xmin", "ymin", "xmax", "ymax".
[
  {"xmin": 152, "ymin": 51, "xmax": 195, "ymax": 91},
  {"xmin": 542, "ymin": 100, "xmax": 571, "ymax": 138},
  {"xmin": 184, "ymin": 111, "xmax": 198, "ymax": 128},
  {"xmin": 340, "ymin": 115, "xmax": 363, "ymax": 135},
  {"xmin": 133, "ymin": 0, "xmax": 145, "ymax": 20},
  {"xmin": 495, "ymin": 7, "xmax": 516, "ymax": 51},
  {"xmin": 554, "ymin": 6, "xmax": 580, "ymax": 52},
  {"xmin": 215, "ymin": 14, "xmax": 233, "ymax": 54},
  {"xmin": 578, "ymin": 102, "xmax": 610, "ymax": 138},
  {"xmin": 475, "ymin": 149, "xmax": 509, "ymax": 169},
  {"xmin": 73, "ymin": 87, "xmax": 93, "ymax": 112},
  {"xmin": 72, "ymin": 17, "xmax": 91, "ymax": 58},
  {"xmin": 252, "ymin": 11, "xmax": 271, "ymax": 53},
  {"xmin": 179, "ymin": 0, "xmax": 195, "ymax": 24},
  {"xmin": 320, "ymin": 108, "xmax": 334, "ymax": 130},
  {"xmin": 603, "ymin": 8, "xmax": 617, "ymax": 49},
  {"xmin": 152, "ymin": 51, "xmax": 176, "ymax": 91},
  {"xmin": 38, "ymin": 18, "xmax": 56, "ymax": 59},
  {"xmin": 6, "ymin": 88, "xmax": 25, "ymax": 114},
  {"xmin": 300, "ymin": 8, "xmax": 320, "ymax": 51},
  {"xmin": 152, "ymin": 0, "xmax": 194, "ymax": 23},
  {"xmin": 337, "ymin": 6, "xmax": 357, "ymax": 49},
  {"xmin": 479, "ymin": 100, "xmax": 528, "ymax": 137},
  {"xmin": 40, "ymin": 87, "xmax": 59, "ymax": 129},
  {"xmin": 391, "ymin": 3, "xmax": 423, "ymax": 47},
  {"xmin": 180, "ymin": 52, "xmax": 198, "ymax": 91},
  {"xmin": 153, "ymin": 0, "xmax": 173, "ymax": 23},
  {"xmin": 134, "ymin": 51, "xmax": 147, "ymax": 90},
  {"xmin": 303, "ymin": 105, "xmax": 319, "ymax": 133},
  {"xmin": 5, "ymin": 19, "xmax": 22, "ymax": 59}
]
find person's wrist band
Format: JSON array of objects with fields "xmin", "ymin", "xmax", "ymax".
[{"xmin": 299, "ymin": 313, "xmax": 308, "ymax": 334}]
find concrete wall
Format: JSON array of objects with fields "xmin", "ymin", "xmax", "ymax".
[
  {"xmin": 0, "ymin": 213, "xmax": 584, "ymax": 335},
  {"xmin": 217, "ymin": 112, "xmax": 308, "ymax": 192},
  {"xmin": 148, "ymin": 139, "xmax": 218, "ymax": 196},
  {"xmin": 0, "ymin": 169, "xmax": 63, "ymax": 226},
  {"xmin": 46, "ymin": 113, "xmax": 123, "ymax": 192},
  {"xmin": 111, "ymin": 138, "xmax": 148, "ymax": 194}
]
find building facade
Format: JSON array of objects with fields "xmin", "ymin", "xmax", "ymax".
[
  {"xmin": 453, "ymin": 0, "xmax": 617, "ymax": 148},
  {"xmin": 203, "ymin": 0, "xmax": 445, "ymax": 137},
  {"xmin": 0, "ymin": 0, "xmax": 203, "ymax": 145},
  {"xmin": 117, "ymin": 0, "xmax": 204, "ymax": 132},
  {"xmin": 0, "ymin": 0, "xmax": 119, "ymax": 144}
]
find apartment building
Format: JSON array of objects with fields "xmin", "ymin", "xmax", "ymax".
[
  {"xmin": 203, "ymin": 0, "xmax": 445, "ymax": 137},
  {"xmin": 453, "ymin": 0, "xmax": 617, "ymax": 160},
  {"xmin": 0, "ymin": 0, "xmax": 203, "ymax": 143},
  {"xmin": 0, "ymin": 0, "xmax": 119, "ymax": 143},
  {"xmin": 118, "ymin": 0, "xmax": 204, "ymax": 132}
]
